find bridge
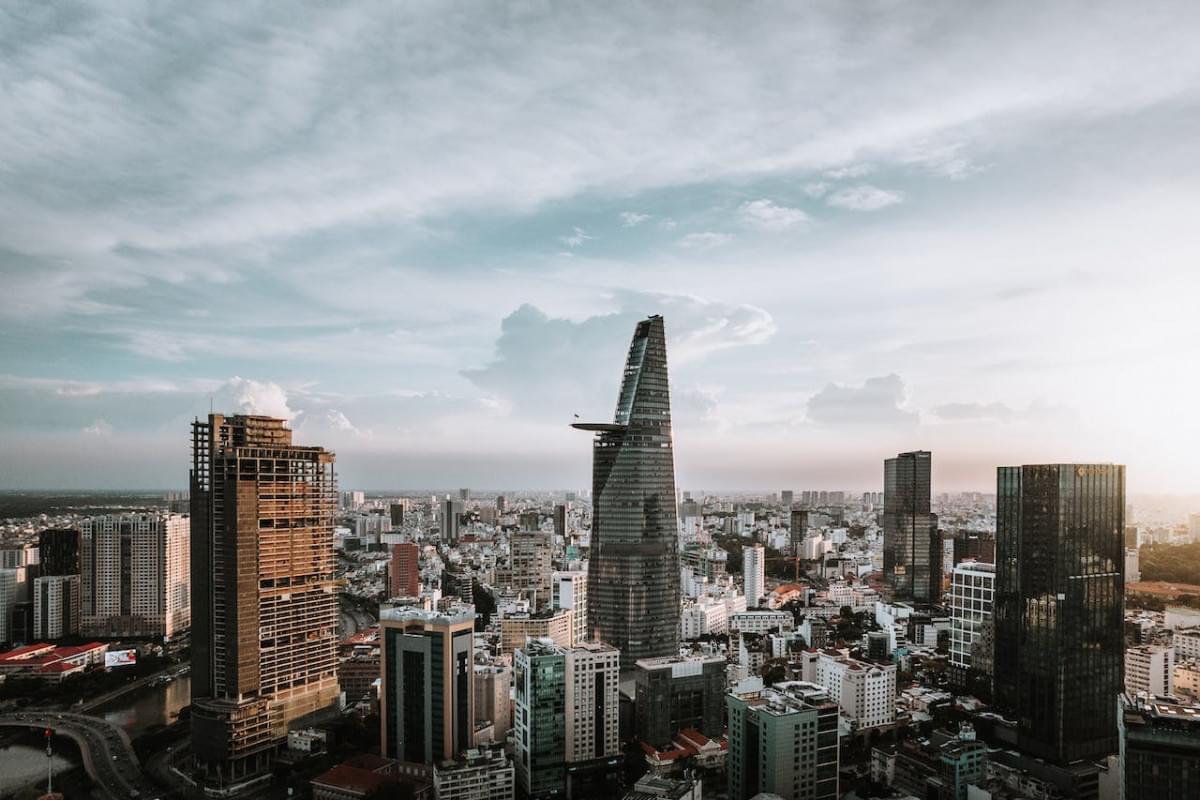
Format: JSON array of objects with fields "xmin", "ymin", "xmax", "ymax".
[{"xmin": 0, "ymin": 711, "xmax": 163, "ymax": 799}]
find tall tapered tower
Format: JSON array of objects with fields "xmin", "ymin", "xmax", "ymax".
[{"xmin": 573, "ymin": 315, "xmax": 680, "ymax": 670}]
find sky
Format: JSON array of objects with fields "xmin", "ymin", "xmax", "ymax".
[{"xmin": 2, "ymin": 1, "xmax": 1199, "ymax": 493}]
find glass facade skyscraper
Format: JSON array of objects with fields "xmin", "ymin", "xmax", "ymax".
[
  {"xmin": 574, "ymin": 315, "xmax": 680, "ymax": 670},
  {"xmin": 883, "ymin": 450, "xmax": 941, "ymax": 602},
  {"xmin": 994, "ymin": 464, "xmax": 1125, "ymax": 764}
]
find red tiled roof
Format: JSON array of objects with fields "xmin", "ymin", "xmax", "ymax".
[{"xmin": 312, "ymin": 764, "xmax": 396, "ymax": 795}]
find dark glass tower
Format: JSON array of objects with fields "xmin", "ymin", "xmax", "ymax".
[
  {"xmin": 993, "ymin": 464, "xmax": 1125, "ymax": 764},
  {"xmin": 882, "ymin": 450, "xmax": 941, "ymax": 601},
  {"xmin": 574, "ymin": 315, "xmax": 680, "ymax": 670}
]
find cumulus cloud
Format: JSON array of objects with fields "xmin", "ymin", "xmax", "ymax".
[
  {"xmin": 558, "ymin": 227, "xmax": 594, "ymax": 247},
  {"xmin": 806, "ymin": 374, "xmax": 918, "ymax": 426},
  {"xmin": 738, "ymin": 199, "xmax": 810, "ymax": 231},
  {"xmin": 619, "ymin": 211, "xmax": 652, "ymax": 227},
  {"xmin": 802, "ymin": 182, "xmax": 831, "ymax": 198},
  {"xmin": 678, "ymin": 232, "xmax": 733, "ymax": 249},
  {"xmin": 219, "ymin": 377, "xmax": 294, "ymax": 420},
  {"xmin": 462, "ymin": 293, "xmax": 774, "ymax": 418},
  {"xmin": 826, "ymin": 185, "xmax": 905, "ymax": 211}
]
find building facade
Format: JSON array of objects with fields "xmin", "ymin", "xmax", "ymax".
[
  {"xmin": 634, "ymin": 653, "xmax": 727, "ymax": 749},
  {"xmin": 883, "ymin": 451, "xmax": 941, "ymax": 602},
  {"xmin": 551, "ymin": 570, "xmax": 588, "ymax": 647},
  {"xmin": 33, "ymin": 574, "xmax": 80, "ymax": 640},
  {"xmin": 744, "ymin": 545, "xmax": 765, "ymax": 609},
  {"xmin": 1126, "ymin": 645, "xmax": 1174, "ymax": 697},
  {"xmin": 388, "ymin": 542, "xmax": 421, "ymax": 598},
  {"xmin": 815, "ymin": 651, "xmax": 897, "ymax": 730},
  {"xmin": 993, "ymin": 463, "xmax": 1125, "ymax": 764},
  {"xmin": 949, "ymin": 562, "xmax": 995, "ymax": 675},
  {"xmin": 80, "ymin": 513, "xmax": 190, "ymax": 640},
  {"xmin": 379, "ymin": 605, "xmax": 475, "ymax": 767},
  {"xmin": 574, "ymin": 316, "xmax": 680, "ymax": 669},
  {"xmin": 190, "ymin": 414, "xmax": 340, "ymax": 781},
  {"xmin": 434, "ymin": 747, "xmax": 515, "ymax": 800},
  {"xmin": 1120, "ymin": 694, "xmax": 1200, "ymax": 800},
  {"xmin": 514, "ymin": 639, "xmax": 567, "ymax": 800},
  {"xmin": 727, "ymin": 680, "xmax": 840, "ymax": 800},
  {"xmin": 37, "ymin": 528, "xmax": 81, "ymax": 577}
]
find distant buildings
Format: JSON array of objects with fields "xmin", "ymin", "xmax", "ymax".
[
  {"xmin": 574, "ymin": 315, "xmax": 681, "ymax": 670},
  {"xmin": 379, "ymin": 605, "xmax": 475, "ymax": 768},
  {"xmin": 80, "ymin": 513, "xmax": 190, "ymax": 640},
  {"xmin": 1120, "ymin": 694, "xmax": 1200, "ymax": 799},
  {"xmin": 743, "ymin": 544, "xmax": 765, "ymax": 609},
  {"xmin": 993, "ymin": 463, "xmax": 1125, "ymax": 763},
  {"xmin": 727, "ymin": 680, "xmax": 840, "ymax": 800},
  {"xmin": 190, "ymin": 414, "xmax": 340, "ymax": 782},
  {"xmin": 883, "ymin": 450, "xmax": 941, "ymax": 602},
  {"xmin": 502, "ymin": 532, "xmax": 553, "ymax": 609},
  {"xmin": 500, "ymin": 608, "xmax": 573, "ymax": 654}
]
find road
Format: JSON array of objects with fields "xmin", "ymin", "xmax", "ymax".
[{"xmin": 0, "ymin": 711, "xmax": 162, "ymax": 799}]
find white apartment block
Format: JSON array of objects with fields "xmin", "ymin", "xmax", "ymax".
[
  {"xmin": 729, "ymin": 610, "xmax": 793, "ymax": 636},
  {"xmin": 434, "ymin": 748, "xmax": 515, "ymax": 800},
  {"xmin": 0, "ymin": 569, "xmax": 21, "ymax": 643},
  {"xmin": 1174, "ymin": 660, "xmax": 1200, "ymax": 700},
  {"xmin": 551, "ymin": 570, "xmax": 588, "ymax": 646},
  {"xmin": 1174, "ymin": 627, "xmax": 1200, "ymax": 662},
  {"xmin": 564, "ymin": 642, "xmax": 620, "ymax": 763},
  {"xmin": 681, "ymin": 598, "xmax": 729, "ymax": 640},
  {"xmin": 743, "ymin": 545, "xmax": 765, "ymax": 608},
  {"xmin": 815, "ymin": 651, "xmax": 897, "ymax": 729},
  {"xmin": 34, "ymin": 575, "xmax": 81, "ymax": 639},
  {"xmin": 949, "ymin": 562, "xmax": 995, "ymax": 670},
  {"xmin": 1125, "ymin": 644, "xmax": 1174, "ymax": 697},
  {"xmin": 80, "ymin": 513, "xmax": 191, "ymax": 640}
]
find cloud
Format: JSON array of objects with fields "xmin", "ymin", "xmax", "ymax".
[
  {"xmin": 824, "ymin": 163, "xmax": 875, "ymax": 179},
  {"xmin": 901, "ymin": 142, "xmax": 984, "ymax": 180},
  {"xmin": 806, "ymin": 374, "xmax": 918, "ymax": 427},
  {"xmin": 558, "ymin": 227, "xmax": 594, "ymax": 247},
  {"xmin": 82, "ymin": 419, "xmax": 113, "ymax": 436},
  {"xmin": 619, "ymin": 211, "xmax": 652, "ymax": 227},
  {"xmin": 678, "ymin": 232, "xmax": 733, "ymax": 249},
  {"xmin": 325, "ymin": 409, "xmax": 358, "ymax": 433},
  {"xmin": 826, "ymin": 185, "xmax": 905, "ymax": 211},
  {"xmin": 802, "ymin": 182, "xmax": 831, "ymax": 198},
  {"xmin": 219, "ymin": 377, "xmax": 294, "ymax": 420},
  {"xmin": 738, "ymin": 199, "xmax": 810, "ymax": 231},
  {"xmin": 932, "ymin": 401, "xmax": 1015, "ymax": 422}
]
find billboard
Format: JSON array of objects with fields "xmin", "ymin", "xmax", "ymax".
[{"xmin": 105, "ymin": 649, "xmax": 137, "ymax": 668}]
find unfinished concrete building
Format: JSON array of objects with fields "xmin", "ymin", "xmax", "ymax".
[{"xmin": 190, "ymin": 414, "xmax": 340, "ymax": 782}]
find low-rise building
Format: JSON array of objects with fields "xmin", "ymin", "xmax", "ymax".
[
  {"xmin": 0, "ymin": 641, "xmax": 107, "ymax": 683},
  {"xmin": 434, "ymin": 747, "xmax": 515, "ymax": 800}
]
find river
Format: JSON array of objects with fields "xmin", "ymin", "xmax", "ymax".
[{"xmin": 98, "ymin": 673, "xmax": 192, "ymax": 739}]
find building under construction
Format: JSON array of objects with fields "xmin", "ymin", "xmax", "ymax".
[{"xmin": 190, "ymin": 414, "xmax": 340, "ymax": 782}]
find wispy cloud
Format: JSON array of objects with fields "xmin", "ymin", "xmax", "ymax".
[
  {"xmin": 738, "ymin": 199, "xmax": 810, "ymax": 231},
  {"xmin": 678, "ymin": 231, "xmax": 733, "ymax": 249},
  {"xmin": 619, "ymin": 211, "xmax": 652, "ymax": 227},
  {"xmin": 558, "ymin": 227, "xmax": 594, "ymax": 247},
  {"xmin": 825, "ymin": 163, "xmax": 875, "ymax": 179},
  {"xmin": 826, "ymin": 185, "xmax": 905, "ymax": 211},
  {"xmin": 81, "ymin": 419, "xmax": 114, "ymax": 436}
]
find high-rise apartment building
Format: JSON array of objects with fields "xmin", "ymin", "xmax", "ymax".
[
  {"xmin": 564, "ymin": 641, "xmax": 620, "ymax": 764},
  {"xmin": 883, "ymin": 451, "xmax": 941, "ymax": 602},
  {"xmin": 33, "ymin": 574, "xmax": 80, "ymax": 640},
  {"xmin": 80, "ymin": 513, "xmax": 190, "ymax": 640},
  {"xmin": 474, "ymin": 662, "xmax": 512, "ymax": 742},
  {"xmin": 790, "ymin": 508, "xmax": 808, "ymax": 556},
  {"xmin": 551, "ymin": 570, "xmax": 588, "ymax": 646},
  {"xmin": 379, "ymin": 605, "xmax": 475, "ymax": 768},
  {"xmin": 743, "ymin": 545, "xmax": 765, "ymax": 608},
  {"xmin": 949, "ymin": 562, "xmax": 995, "ymax": 679},
  {"xmin": 1120, "ymin": 694, "xmax": 1200, "ymax": 800},
  {"xmin": 574, "ymin": 315, "xmax": 680, "ymax": 670},
  {"xmin": 190, "ymin": 414, "xmax": 340, "ymax": 781},
  {"xmin": 37, "ymin": 528, "xmax": 81, "ymax": 577},
  {"xmin": 502, "ymin": 532, "xmax": 553, "ymax": 609},
  {"xmin": 781, "ymin": 490, "xmax": 794, "ymax": 508},
  {"xmin": 388, "ymin": 542, "xmax": 420, "ymax": 598},
  {"xmin": 0, "ymin": 569, "xmax": 23, "ymax": 643},
  {"xmin": 442, "ymin": 498, "xmax": 464, "ymax": 544},
  {"xmin": 993, "ymin": 463, "xmax": 1125, "ymax": 764},
  {"xmin": 727, "ymin": 680, "xmax": 841, "ymax": 800},
  {"xmin": 554, "ymin": 504, "xmax": 567, "ymax": 539}
]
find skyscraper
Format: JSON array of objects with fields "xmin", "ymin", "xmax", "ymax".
[
  {"xmin": 948, "ymin": 561, "xmax": 995, "ymax": 687},
  {"xmin": 993, "ymin": 464, "xmax": 1125, "ymax": 764},
  {"xmin": 190, "ymin": 414, "xmax": 340, "ymax": 781},
  {"xmin": 33, "ymin": 574, "xmax": 80, "ymax": 640},
  {"xmin": 883, "ymin": 450, "xmax": 941, "ymax": 602},
  {"xmin": 37, "ymin": 528, "xmax": 81, "ymax": 577},
  {"xmin": 514, "ymin": 638, "xmax": 567, "ymax": 800},
  {"xmin": 379, "ymin": 605, "xmax": 475, "ymax": 768},
  {"xmin": 573, "ymin": 315, "xmax": 680, "ymax": 669},
  {"xmin": 442, "ymin": 497, "xmax": 463, "ymax": 544}
]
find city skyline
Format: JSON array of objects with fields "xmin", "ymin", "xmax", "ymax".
[{"xmin": 3, "ymin": 3, "xmax": 1200, "ymax": 492}]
